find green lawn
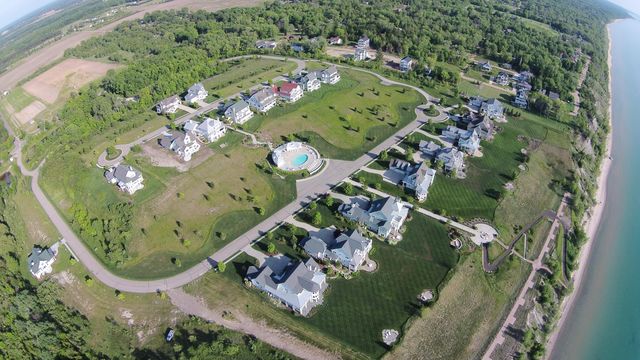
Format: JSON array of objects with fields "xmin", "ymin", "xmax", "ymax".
[
  {"xmin": 244, "ymin": 68, "xmax": 423, "ymax": 160},
  {"xmin": 203, "ymin": 58, "xmax": 297, "ymax": 99},
  {"xmin": 3, "ymin": 86, "xmax": 36, "ymax": 112},
  {"xmin": 41, "ymin": 132, "xmax": 296, "ymax": 279}
]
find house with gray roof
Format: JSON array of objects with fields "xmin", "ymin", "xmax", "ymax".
[
  {"xmin": 224, "ymin": 100, "xmax": 254, "ymax": 124},
  {"xmin": 320, "ymin": 66, "xmax": 341, "ymax": 84},
  {"xmin": 185, "ymin": 83, "xmax": 207, "ymax": 103},
  {"xmin": 436, "ymin": 147, "xmax": 465, "ymax": 173},
  {"xmin": 105, "ymin": 163, "xmax": 144, "ymax": 194},
  {"xmin": 477, "ymin": 60, "xmax": 492, "ymax": 72},
  {"xmin": 159, "ymin": 130, "xmax": 201, "ymax": 161},
  {"xmin": 303, "ymin": 229, "xmax": 373, "ymax": 271},
  {"xmin": 389, "ymin": 160, "xmax": 437, "ymax": 202},
  {"xmin": 419, "ymin": 140, "xmax": 443, "ymax": 158},
  {"xmin": 513, "ymin": 89, "xmax": 529, "ymax": 109},
  {"xmin": 400, "ymin": 56, "xmax": 414, "ymax": 72},
  {"xmin": 184, "ymin": 117, "xmax": 226, "ymax": 143},
  {"xmin": 354, "ymin": 47, "xmax": 368, "ymax": 61},
  {"xmin": 297, "ymin": 72, "xmax": 321, "ymax": 92},
  {"xmin": 357, "ymin": 35, "xmax": 370, "ymax": 49},
  {"xmin": 458, "ymin": 128, "xmax": 481, "ymax": 154},
  {"xmin": 246, "ymin": 256, "xmax": 326, "ymax": 316},
  {"xmin": 156, "ymin": 95, "xmax": 180, "ymax": 114},
  {"xmin": 494, "ymin": 71, "xmax": 510, "ymax": 86},
  {"xmin": 339, "ymin": 196, "xmax": 409, "ymax": 239},
  {"xmin": 467, "ymin": 116, "xmax": 495, "ymax": 140},
  {"xmin": 27, "ymin": 246, "xmax": 56, "ymax": 279},
  {"xmin": 256, "ymin": 40, "xmax": 278, "ymax": 49},
  {"xmin": 248, "ymin": 87, "xmax": 278, "ymax": 113},
  {"xmin": 480, "ymin": 98, "xmax": 504, "ymax": 119}
]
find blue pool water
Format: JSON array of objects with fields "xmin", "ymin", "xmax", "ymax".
[{"xmin": 292, "ymin": 154, "xmax": 309, "ymax": 167}]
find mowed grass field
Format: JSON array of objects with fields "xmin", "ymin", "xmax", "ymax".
[
  {"xmin": 212, "ymin": 213, "xmax": 458, "ymax": 358},
  {"xmin": 245, "ymin": 68, "xmax": 423, "ymax": 160},
  {"xmin": 41, "ymin": 132, "xmax": 296, "ymax": 279},
  {"xmin": 203, "ymin": 57, "xmax": 297, "ymax": 99}
]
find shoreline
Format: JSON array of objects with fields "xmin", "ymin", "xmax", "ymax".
[{"xmin": 545, "ymin": 19, "xmax": 618, "ymax": 357}]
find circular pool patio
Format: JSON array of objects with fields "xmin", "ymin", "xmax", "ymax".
[{"xmin": 271, "ymin": 142, "xmax": 322, "ymax": 173}]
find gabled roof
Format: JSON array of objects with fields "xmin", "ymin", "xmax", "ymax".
[
  {"xmin": 278, "ymin": 82, "xmax": 300, "ymax": 95},
  {"xmin": 105, "ymin": 164, "xmax": 142, "ymax": 184},
  {"xmin": 158, "ymin": 95, "xmax": 180, "ymax": 108},
  {"xmin": 27, "ymin": 246, "xmax": 55, "ymax": 274},
  {"xmin": 250, "ymin": 87, "xmax": 277, "ymax": 104},
  {"xmin": 332, "ymin": 229, "xmax": 370, "ymax": 259},
  {"xmin": 188, "ymin": 83, "xmax": 205, "ymax": 94}
]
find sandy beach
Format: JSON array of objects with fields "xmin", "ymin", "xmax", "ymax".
[{"xmin": 544, "ymin": 20, "xmax": 618, "ymax": 357}]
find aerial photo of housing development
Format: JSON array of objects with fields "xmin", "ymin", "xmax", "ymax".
[{"xmin": 0, "ymin": 0, "xmax": 636, "ymax": 359}]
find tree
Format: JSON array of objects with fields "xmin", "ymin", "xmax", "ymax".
[
  {"xmin": 312, "ymin": 212, "xmax": 322, "ymax": 226},
  {"xmin": 309, "ymin": 201, "xmax": 317, "ymax": 210},
  {"xmin": 379, "ymin": 150, "xmax": 389, "ymax": 161},
  {"xmin": 343, "ymin": 182, "xmax": 354, "ymax": 195},
  {"xmin": 267, "ymin": 242, "xmax": 277, "ymax": 254},
  {"xmin": 325, "ymin": 195, "xmax": 334, "ymax": 207},
  {"xmin": 405, "ymin": 148, "xmax": 415, "ymax": 162},
  {"xmin": 257, "ymin": 207, "xmax": 265, "ymax": 216},
  {"xmin": 217, "ymin": 262, "xmax": 226, "ymax": 273}
]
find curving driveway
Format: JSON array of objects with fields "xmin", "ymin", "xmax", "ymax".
[{"xmin": 7, "ymin": 56, "xmax": 444, "ymax": 293}]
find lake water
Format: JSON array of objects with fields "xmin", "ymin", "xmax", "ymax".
[{"xmin": 550, "ymin": 18, "xmax": 640, "ymax": 360}]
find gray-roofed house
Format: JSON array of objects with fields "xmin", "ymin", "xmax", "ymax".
[
  {"xmin": 480, "ymin": 98, "xmax": 505, "ymax": 119},
  {"xmin": 256, "ymin": 40, "xmax": 278, "ymax": 49},
  {"xmin": 357, "ymin": 35, "xmax": 370, "ymax": 48},
  {"xmin": 436, "ymin": 147, "xmax": 465, "ymax": 173},
  {"xmin": 389, "ymin": 160, "xmax": 437, "ymax": 202},
  {"xmin": 248, "ymin": 87, "xmax": 278, "ymax": 113},
  {"xmin": 185, "ymin": 117, "xmax": 226, "ymax": 143},
  {"xmin": 548, "ymin": 91, "xmax": 560, "ymax": 101},
  {"xmin": 354, "ymin": 46, "xmax": 368, "ymax": 61},
  {"xmin": 224, "ymin": 100, "xmax": 254, "ymax": 124},
  {"xmin": 458, "ymin": 128, "xmax": 481, "ymax": 154},
  {"xmin": 104, "ymin": 163, "xmax": 144, "ymax": 194},
  {"xmin": 185, "ymin": 83, "xmax": 208, "ymax": 103},
  {"xmin": 303, "ymin": 229, "xmax": 373, "ymax": 271},
  {"xmin": 467, "ymin": 116, "xmax": 495, "ymax": 140},
  {"xmin": 246, "ymin": 256, "xmax": 327, "ymax": 316},
  {"xmin": 477, "ymin": 60, "xmax": 492, "ymax": 72},
  {"xmin": 320, "ymin": 66, "xmax": 341, "ymax": 84},
  {"xmin": 156, "ymin": 95, "xmax": 180, "ymax": 114},
  {"xmin": 339, "ymin": 196, "xmax": 409, "ymax": 239},
  {"xmin": 27, "ymin": 246, "xmax": 56, "ymax": 279},
  {"xmin": 494, "ymin": 71, "xmax": 510, "ymax": 86},
  {"xmin": 400, "ymin": 56, "xmax": 414, "ymax": 72},
  {"xmin": 419, "ymin": 140, "xmax": 442, "ymax": 158},
  {"xmin": 159, "ymin": 130, "xmax": 201, "ymax": 161},
  {"xmin": 513, "ymin": 89, "xmax": 529, "ymax": 109},
  {"xmin": 328, "ymin": 36, "xmax": 343, "ymax": 45},
  {"xmin": 442, "ymin": 125, "xmax": 470, "ymax": 142},
  {"xmin": 468, "ymin": 96, "xmax": 485, "ymax": 109},
  {"xmin": 297, "ymin": 72, "xmax": 321, "ymax": 92}
]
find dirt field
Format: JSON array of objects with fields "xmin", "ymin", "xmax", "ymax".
[
  {"xmin": 14, "ymin": 100, "xmax": 46, "ymax": 125},
  {"xmin": 0, "ymin": 0, "xmax": 265, "ymax": 93},
  {"xmin": 23, "ymin": 59, "xmax": 120, "ymax": 104}
]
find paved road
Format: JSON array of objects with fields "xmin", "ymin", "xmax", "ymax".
[
  {"xmin": 6, "ymin": 59, "xmax": 443, "ymax": 293},
  {"xmin": 482, "ymin": 193, "xmax": 570, "ymax": 360}
]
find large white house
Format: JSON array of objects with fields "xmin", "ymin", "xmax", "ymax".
[
  {"xmin": 354, "ymin": 47, "xmax": 368, "ymax": 61},
  {"xmin": 159, "ymin": 130, "xmax": 201, "ymax": 161},
  {"xmin": 184, "ymin": 83, "xmax": 208, "ymax": 103},
  {"xmin": 320, "ymin": 66, "xmax": 341, "ymax": 84},
  {"xmin": 400, "ymin": 56, "xmax": 414, "ymax": 72},
  {"xmin": 339, "ymin": 196, "xmax": 409, "ymax": 239},
  {"xmin": 276, "ymin": 82, "xmax": 303, "ymax": 103},
  {"xmin": 297, "ymin": 72, "xmax": 321, "ymax": 92},
  {"xmin": 246, "ymin": 257, "xmax": 327, "ymax": 316},
  {"xmin": 104, "ymin": 164, "xmax": 145, "ymax": 194},
  {"xmin": 248, "ymin": 87, "xmax": 278, "ymax": 113},
  {"xmin": 224, "ymin": 100, "xmax": 254, "ymax": 124},
  {"xmin": 389, "ymin": 159, "xmax": 437, "ymax": 202},
  {"xmin": 303, "ymin": 229, "xmax": 373, "ymax": 271},
  {"xmin": 27, "ymin": 246, "xmax": 57, "ymax": 279},
  {"xmin": 156, "ymin": 95, "xmax": 180, "ymax": 114},
  {"xmin": 184, "ymin": 117, "xmax": 226, "ymax": 143}
]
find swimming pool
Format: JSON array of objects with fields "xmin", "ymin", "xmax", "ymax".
[{"xmin": 292, "ymin": 154, "xmax": 309, "ymax": 167}]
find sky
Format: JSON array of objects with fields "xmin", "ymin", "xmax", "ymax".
[
  {"xmin": 0, "ymin": 0, "xmax": 57, "ymax": 30},
  {"xmin": 609, "ymin": 0, "xmax": 640, "ymax": 15}
]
